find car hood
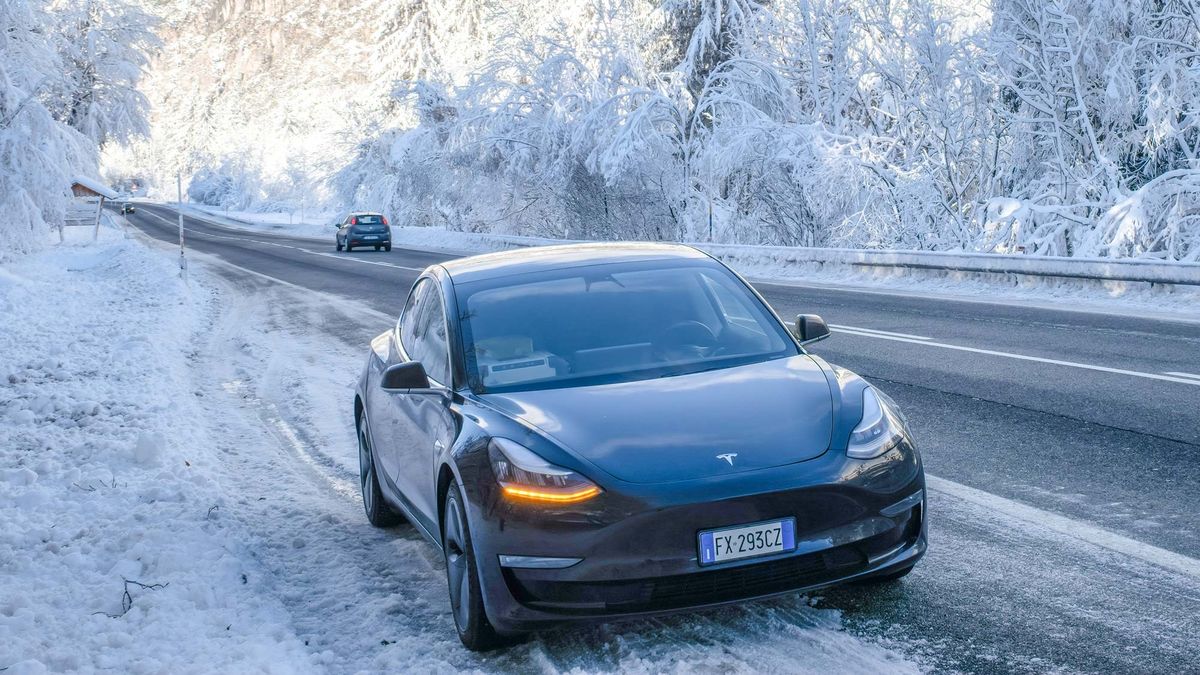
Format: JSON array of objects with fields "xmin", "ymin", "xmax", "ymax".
[{"xmin": 479, "ymin": 355, "xmax": 834, "ymax": 484}]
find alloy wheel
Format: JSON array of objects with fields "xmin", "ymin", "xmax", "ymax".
[
  {"xmin": 358, "ymin": 420, "xmax": 375, "ymax": 515},
  {"xmin": 443, "ymin": 495, "xmax": 471, "ymax": 631}
]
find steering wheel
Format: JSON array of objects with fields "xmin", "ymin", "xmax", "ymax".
[{"xmin": 655, "ymin": 320, "xmax": 718, "ymax": 359}]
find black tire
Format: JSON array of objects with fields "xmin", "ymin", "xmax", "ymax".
[
  {"xmin": 443, "ymin": 485, "xmax": 505, "ymax": 651},
  {"xmin": 345, "ymin": 243, "xmax": 353, "ymax": 252},
  {"xmin": 384, "ymin": 244, "xmax": 392, "ymax": 252},
  {"xmin": 855, "ymin": 564, "xmax": 915, "ymax": 585},
  {"xmin": 336, "ymin": 239, "xmax": 343, "ymax": 251},
  {"xmin": 358, "ymin": 416, "xmax": 402, "ymax": 527},
  {"xmin": 374, "ymin": 245, "xmax": 381, "ymax": 251}
]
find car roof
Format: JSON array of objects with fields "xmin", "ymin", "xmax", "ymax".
[{"xmin": 438, "ymin": 242, "xmax": 713, "ymax": 284}]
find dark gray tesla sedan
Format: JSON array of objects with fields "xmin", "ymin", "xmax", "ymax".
[{"xmin": 354, "ymin": 243, "xmax": 926, "ymax": 650}]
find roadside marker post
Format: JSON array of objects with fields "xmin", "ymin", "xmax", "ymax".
[{"xmin": 177, "ymin": 173, "xmax": 188, "ymax": 283}]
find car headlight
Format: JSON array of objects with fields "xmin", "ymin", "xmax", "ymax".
[
  {"xmin": 489, "ymin": 438, "xmax": 601, "ymax": 503},
  {"xmin": 847, "ymin": 387, "xmax": 905, "ymax": 459}
]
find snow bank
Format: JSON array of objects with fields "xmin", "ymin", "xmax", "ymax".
[
  {"xmin": 178, "ymin": 203, "xmax": 339, "ymax": 240},
  {"xmin": 0, "ymin": 237, "xmax": 314, "ymax": 672}
]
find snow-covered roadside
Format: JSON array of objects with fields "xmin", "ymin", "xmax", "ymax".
[
  {"xmin": 0, "ymin": 232, "xmax": 315, "ymax": 673},
  {"xmin": 0, "ymin": 228, "xmax": 926, "ymax": 672}
]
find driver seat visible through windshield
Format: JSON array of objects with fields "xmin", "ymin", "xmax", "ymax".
[{"xmin": 458, "ymin": 261, "xmax": 794, "ymax": 391}]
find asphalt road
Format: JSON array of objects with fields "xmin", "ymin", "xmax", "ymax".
[{"xmin": 119, "ymin": 202, "xmax": 1200, "ymax": 673}]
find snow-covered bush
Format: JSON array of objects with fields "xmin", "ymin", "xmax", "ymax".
[{"xmin": 186, "ymin": 160, "xmax": 263, "ymax": 209}]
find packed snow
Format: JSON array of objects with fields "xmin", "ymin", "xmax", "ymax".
[{"xmin": 0, "ymin": 228, "xmax": 315, "ymax": 672}]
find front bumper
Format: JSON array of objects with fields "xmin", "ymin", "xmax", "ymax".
[{"xmin": 464, "ymin": 440, "xmax": 926, "ymax": 633}]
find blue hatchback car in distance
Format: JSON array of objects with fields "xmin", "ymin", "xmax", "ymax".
[{"xmin": 336, "ymin": 212, "xmax": 391, "ymax": 252}]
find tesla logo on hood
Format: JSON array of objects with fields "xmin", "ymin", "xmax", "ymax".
[{"xmin": 716, "ymin": 453, "xmax": 738, "ymax": 466}]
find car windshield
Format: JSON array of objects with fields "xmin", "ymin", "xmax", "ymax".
[{"xmin": 456, "ymin": 259, "xmax": 798, "ymax": 393}]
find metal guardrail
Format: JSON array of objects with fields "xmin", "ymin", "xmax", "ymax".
[
  {"xmin": 179, "ymin": 204, "xmax": 1200, "ymax": 288},
  {"xmin": 468, "ymin": 233, "xmax": 1200, "ymax": 287},
  {"xmin": 699, "ymin": 244, "xmax": 1200, "ymax": 287}
]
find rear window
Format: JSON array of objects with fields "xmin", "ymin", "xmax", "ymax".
[{"xmin": 353, "ymin": 215, "xmax": 384, "ymax": 225}]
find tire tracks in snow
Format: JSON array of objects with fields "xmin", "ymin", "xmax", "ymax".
[
  {"xmin": 132, "ymin": 217, "xmax": 1200, "ymax": 672},
  {"xmin": 186, "ymin": 265, "xmax": 925, "ymax": 673}
]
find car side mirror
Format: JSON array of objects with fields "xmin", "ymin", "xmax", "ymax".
[
  {"xmin": 381, "ymin": 361, "xmax": 432, "ymax": 391},
  {"xmin": 794, "ymin": 314, "xmax": 830, "ymax": 345}
]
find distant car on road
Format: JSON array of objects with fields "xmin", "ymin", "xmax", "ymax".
[
  {"xmin": 353, "ymin": 243, "xmax": 927, "ymax": 650},
  {"xmin": 335, "ymin": 212, "xmax": 391, "ymax": 252},
  {"xmin": 120, "ymin": 203, "xmax": 135, "ymax": 214}
]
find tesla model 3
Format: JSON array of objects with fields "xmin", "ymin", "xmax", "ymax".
[{"xmin": 353, "ymin": 243, "xmax": 926, "ymax": 650}]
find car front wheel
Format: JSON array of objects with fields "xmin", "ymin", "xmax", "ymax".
[
  {"xmin": 443, "ymin": 484, "xmax": 504, "ymax": 651},
  {"xmin": 358, "ymin": 416, "xmax": 401, "ymax": 527}
]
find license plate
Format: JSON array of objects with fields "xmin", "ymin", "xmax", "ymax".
[
  {"xmin": 363, "ymin": 235, "xmax": 378, "ymax": 240},
  {"xmin": 698, "ymin": 517, "xmax": 796, "ymax": 566}
]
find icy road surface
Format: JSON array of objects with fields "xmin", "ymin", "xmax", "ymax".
[{"xmin": 2, "ymin": 211, "xmax": 1199, "ymax": 673}]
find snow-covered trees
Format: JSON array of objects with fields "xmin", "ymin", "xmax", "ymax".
[
  {"xmin": 49, "ymin": 0, "xmax": 159, "ymax": 148},
  {"xmin": 85, "ymin": 0, "xmax": 1200, "ymax": 260},
  {"xmin": 0, "ymin": 0, "xmax": 92, "ymax": 254},
  {"xmin": 350, "ymin": 0, "xmax": 1005, "ymax": 249},
  {"xmin": 985, "ymin": 0, "xmax": 1200, "ymax": 260},
  {"xmin": 0, "ymin": 0, "xmax": 157, "ymax": 254},
  {"xmin": 333, "ymin": 0, "xmax": 993, "ymax": 248}
]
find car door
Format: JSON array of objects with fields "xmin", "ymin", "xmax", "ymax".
[
  {"xmin": 365, "ymin": 280, "xmax": 424, "ymax": 498},
  {"xmin": 382, "ymin": 277, "xmax": 456, "ymax": 532},
  {"xmin": 337, "ymin": 215, "xmax": 351, "ymax": 243}
]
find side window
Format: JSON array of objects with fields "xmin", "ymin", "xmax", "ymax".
[
  {"xmin": 398, "ymin": 279, "xmax": 426, "ymax": 357},
  {"xmin": 415, "ymin": 287, "xmax": 450, "ymax": 384},
  {"xmin": 399, "ymin": 278, "xmax": 451, "ymax": 385}
]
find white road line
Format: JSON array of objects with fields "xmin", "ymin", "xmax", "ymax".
[
  {"xmin": 136, "ymin": 206, "xmax": 425, "ymax": 272},
  {"xmin": 1164, "ymin": 371, "xmax": 1200, "ymax": 381},
  {"xmin": 832, "ymin": 327, "xmax": 1200, "ymax": 387},
  {"xmin": 155, "ymin": 204, "xmax": 1198, "ymax": 389},
  {"xmin": 830, "ymin": 324, "xmax": 932, "ymax": 341},
  {"xmin": 926, "ymin": 475, "xmax": 1200, "ymax": 580},
  {"xmin": 300, "ymin": 247, "xmax": 424, "ymax": 271},
  {"xmin": 133, "ymin": 230, "xmax": 397, "ymax": 325},
  {"xmin": 214, "ymin": 258, "xmax": 396, "ymax": 323}
]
